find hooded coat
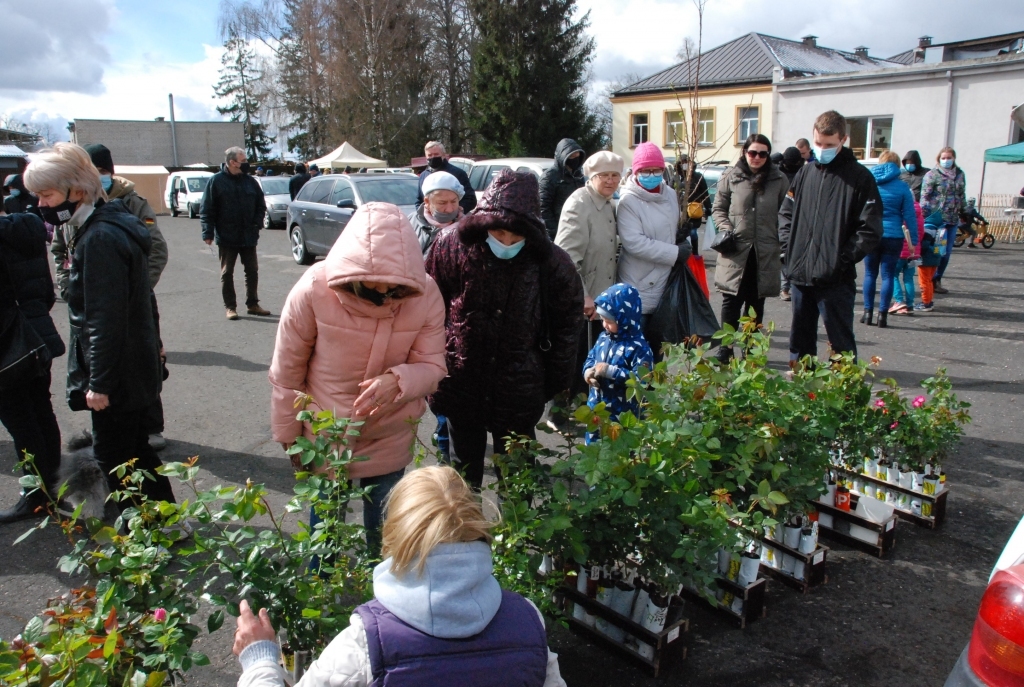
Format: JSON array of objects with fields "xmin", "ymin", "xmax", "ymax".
[
  {"xmin": 616, "ymin": 176, "xmax": 685, "ymax": 314},
  {"xmin": 2, "ymin": 175, "xmax": 41, "ymax": 217},
  {"xmin": 711, "ymin": 162, "xmax": 788, "ymax": 298},
  {"xmin": 539, "ymin": 138, "xmax": 585, "ymax": 238},
  {"xmin": 899, "ymin": 151, "xmax": 928, "ymax": 202},
  {"xmin": 0, "ymin": 212, "xmax": 64, "ymax": 359},
  {"xmin": 584, "ymin": 283, "xmax": 653, "ymax": 421},
  {"xmin": 871, "ymin": 162, "xmax": 918, "ymax": 242},
  {"xmin": 65, "ymin": 200, "xmax": 161, "ymax": 412},
  {"xmin": 269, "ymin": 203, "xmax": 447, "ymax": 480},
  {"xmin": 424, "ymin": 171, "xmax": 584, "ymax": 429},
  {"xmin": 920, "ymin": 163, "xmax": 966, "ymax": 226}
]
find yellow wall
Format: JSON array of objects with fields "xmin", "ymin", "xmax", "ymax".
[{"xmin": 611, "ymin": 85, "xmax": 773, "ymax": 168}]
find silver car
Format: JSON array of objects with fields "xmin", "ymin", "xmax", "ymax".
[
  {"xmin": 286, "ymin": 173, "xmax": 419, "ymax": 265},
  {"xmin": 257, "ymin": 176, "xmax": 292, "ymax": 229}
]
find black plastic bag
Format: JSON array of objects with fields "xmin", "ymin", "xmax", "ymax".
[{"xmin": 648, "ymin": 262, "xmax": 720, "ymax": 345}]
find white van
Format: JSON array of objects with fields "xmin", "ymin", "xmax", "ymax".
[{"xmin": 165, "ymin": 171, "xmax": 214, "ymax": 218}]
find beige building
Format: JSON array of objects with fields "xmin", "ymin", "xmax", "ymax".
[
  {"xmin": 611, "ymin": 33, "xmax": 900, "ymax": 169},
  {"xmin": 71, "ymin": 119, "xmax": 244, "ymax": 168}
]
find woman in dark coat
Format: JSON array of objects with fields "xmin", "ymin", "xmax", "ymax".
[
  {"xmin": 899, "ymin": 150, "xmax": 928, "ymax": 202},
  {"xmin": 425, "ymin": 170, "xmax": 583, "ymax": 488},
  {"xmin": 0, "ymin": 212, "xmax": 65, "ymax": 523}
]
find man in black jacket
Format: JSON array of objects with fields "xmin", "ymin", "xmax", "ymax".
[
  {"xmin": 416, "ymin": 141, "xmax": 476, "ymax": 215},
  {"xmin": 539, "ymin": 138, "xmax": 585, "ymax": 239},
  {"xmin": 289, "ymin": 162, "xmax": 310, "ymax": 201},
  {"xmin": 2, "ymin": 174, "xmax": 41, "ymax": 217},
  {"xmin": 201, "ymin": 147, "xmax": 269, "ymax": 319},
  {"xmin": 0, "ymin": 213, "xmax": 65, "ymax": 523},
  {"xmin": 778, "ymin": 111, "xmax": 883, "ymax": 363}
]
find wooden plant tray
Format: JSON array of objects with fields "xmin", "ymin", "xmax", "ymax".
[
  {"xmin": 814, "ymin": 495, "xmax": 898, "ymax": 558},
  {"xmin": 758, "ymin": 538, "xmax": 829, "ymax": 593},
  {"xmin": 678, "ymin": 575, "xmax": 767, "ymax": 629},
  {"xmin": 837, "ymin": 467, "xmax": 949, "ymax": 529}
]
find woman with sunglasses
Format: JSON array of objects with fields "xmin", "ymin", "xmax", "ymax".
[
  {"xmin": 269, "ymin": 202, "xmax": 447, "ymax": 553},
  {"xmin": 711, "ymin": 133, "xmax": 789, "ymax": 361}
]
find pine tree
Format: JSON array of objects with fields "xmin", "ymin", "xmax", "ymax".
[
  {"xmin": 469, "ymin": 0, "xmax": 600, "ymax": 156},
  {"xmin": 214, "ymin": 32, "xmax": 275, "ymax": 160}
]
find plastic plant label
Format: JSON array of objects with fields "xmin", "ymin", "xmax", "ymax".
[
  {"xmin": 667, "ymin": 626, "xmax": 680, "ymax": 643},
  {"xmin": 813, "ymin": 551, "xmax": 825, "ymax": 565},
  {"xmin": 885, "ymin": 519, "xmax": 895, "ymax": 531}
]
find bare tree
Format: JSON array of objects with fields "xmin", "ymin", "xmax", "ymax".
[
  {"xmin": 421, "ymin": 0, "xmax": 476, "ymax": 153},
  {"xmin": 670, "ymin": 0, "xmax": 709, "ymax": 235}
]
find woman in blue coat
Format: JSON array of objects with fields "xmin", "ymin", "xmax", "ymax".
[{"xmin": 861, "ymin": 151, "xmax": 918, "ymax": 328}]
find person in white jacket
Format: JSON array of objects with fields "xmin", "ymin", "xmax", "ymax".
[
  {"xmin": 233, "ymin": 466, "xmax": 567, "ymax": 687},
  {"xmin": 616, "ymin": 142, "xmax": 688, "ymax": 359}
]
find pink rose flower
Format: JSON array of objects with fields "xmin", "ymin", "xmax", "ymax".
[
  {"xmin": 913, "ymin": 396, "xmax": 926, "ymax": 408},
  {"xmin": 153, "ymin": 608, "xmax": 167, "ymax": 622},
  {"xmin": 874, "ymin": 399, "xmax": 886, "ymax": 408}
]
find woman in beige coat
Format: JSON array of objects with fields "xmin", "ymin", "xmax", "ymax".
[
  {"xmin": 712, "ymin": 134, "xmax": 788, "ymax": 361},
  {"xmin": 554, "ymin": 151, "xmax": 623, "ymax": 400}
]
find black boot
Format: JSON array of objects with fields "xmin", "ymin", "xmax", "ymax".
[
  {"xmin": 877, "ymin": 311, "xmax": 888, "ymax": 328},
  {"xmin": 860, "ymin": 309, "xmax": 874, "ymax": 325},
  {"xmin": 715, "ymin": 346, "xmax": 734, "ymax": 364},
  {"xmin": 0, "ymin": 492, "xmax": 48, "ymax": 525}
]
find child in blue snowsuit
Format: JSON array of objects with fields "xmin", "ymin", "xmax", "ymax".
[{"xmin": 583, "ymin": 283, "xmax": 654, "ymax": 439}]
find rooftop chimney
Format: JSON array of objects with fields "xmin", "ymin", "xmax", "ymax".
[
  {"xmin": 802, "ymin": 35, "xmax": 817, "ymax": 48},
  {"xmin": 854, "ymin": 46, "xmax": 869, "ymax": 58},
  {"xmin": 155, "ymin": 116, "xmax": 165, "ymax": 122},
  {"xmin": 918, "ymin": 35, "xmax": 933, "ymax": 48}
]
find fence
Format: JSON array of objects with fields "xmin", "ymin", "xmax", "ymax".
[{"xmin": 979, "ymin": 194, "xmax": 1024, "ymax": 243}]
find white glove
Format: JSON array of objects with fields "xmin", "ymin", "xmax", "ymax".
[{"xmin": 584, "ymin": 367, "xmax": 599, "ymax": 388}]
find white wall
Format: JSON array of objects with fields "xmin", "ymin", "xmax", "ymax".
[{"xmin": 774, "ymin": 57, "xmax": 1024, "ymax": 198}]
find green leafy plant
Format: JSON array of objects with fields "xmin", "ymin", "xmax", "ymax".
[{"xmin": 894, "ymin": 369, "xmax": 972, "ymax": 472}]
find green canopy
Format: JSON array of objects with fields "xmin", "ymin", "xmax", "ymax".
[{"xmin": 984, "ymin": 142, "xmax": 1024, "ymax": 163}]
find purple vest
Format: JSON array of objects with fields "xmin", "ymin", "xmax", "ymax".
[{"xmin": 355, "ymin": 590, "xmax": 548, "ymax": 687}]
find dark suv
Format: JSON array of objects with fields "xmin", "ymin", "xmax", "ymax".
[{"xmin": 286, "ymin": 173, "xmax": 419, "ymax": 264}]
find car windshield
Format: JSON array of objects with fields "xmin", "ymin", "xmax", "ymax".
[
  {"xmin": 353, "ymin": 178, "xmax": 419, "ymax": 206},
  {"xmin": 260, "ymin": 178, "xmax": 290, "ymax": 195},
  {"xmin": 186, "ymin": 178, "xmax": 209, "ymax": 192}
]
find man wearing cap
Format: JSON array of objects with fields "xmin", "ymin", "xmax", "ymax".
[
  {"xmin": 309, "ymin": 164, "xmax": 321, "ymax": 178},
  {"xmin": 416, "ymin": 141, "xmax": 476, "ymax": 215},
  {"xmin": 555, "ymin": 151, "xmax": 624, "ymax": 404},
  {"xmin": 409, "ymin": 171, "xmax": 466, "ymax": 256}
]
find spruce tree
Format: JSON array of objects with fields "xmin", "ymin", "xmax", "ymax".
[
  {"xmin": 469, "ymin": 0, "xmax": 600, "ymax": 156},
  {"xmin": 214, "ymin": 32, "xmax": 275, "ymax": 160}
]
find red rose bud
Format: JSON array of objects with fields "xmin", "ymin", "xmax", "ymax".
[{"xmin": 153, "ymin": 608, "xmax": 167, "ymax": 622}]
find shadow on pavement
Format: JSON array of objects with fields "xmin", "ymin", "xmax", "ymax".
[{"xmin": 168, "ymin": 350, "xmax": 268, "ymax": 372}]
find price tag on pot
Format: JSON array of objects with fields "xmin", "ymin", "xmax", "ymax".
[
  {"xmin": 886, "ymin": 519, "xmax": 895, "ymax": 531},
  {"xmin": 813, "ymin": 551, "xmax": 825, "ymax": 565},
  {"xmin": 667, "ymin": 627, "xmax": 680, "ymax": 643}
]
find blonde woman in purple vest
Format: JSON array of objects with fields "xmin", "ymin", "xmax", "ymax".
[{"xmin": 232, "ymin": 465, "xmax": 566, "ymax": 686}]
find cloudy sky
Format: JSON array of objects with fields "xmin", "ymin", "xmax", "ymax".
[{"xmin": 0, "ymin": 0, "xmax": 1019, "ymax": 141}]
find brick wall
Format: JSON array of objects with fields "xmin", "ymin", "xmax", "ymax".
[{"xmin": 73, "ymin": 120, "xmax": 245, "ymax": 167}]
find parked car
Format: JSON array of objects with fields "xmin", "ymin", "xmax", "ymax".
[
  {"xmin": 286, "ymin": 173, "xmax": 419, "ymax": 264},
  {"xmin": 468, "ymin": 158, "xmax": 555, "ymax": 201},
  {"xmin": 257, "ymin": 176, "xmax": 292, "ymax": 229},
  {"xmin": 944, "ymin": 512, "xmax": 1024, "ymax": 686},
  {"xmin": 165, "ymin": 171, "xmax": 213, "ymax": 218}
]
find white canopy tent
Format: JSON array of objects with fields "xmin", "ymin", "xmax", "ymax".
[{"xmin": 309, "ymin": 142, "xmax": 387, "ymax": 170}]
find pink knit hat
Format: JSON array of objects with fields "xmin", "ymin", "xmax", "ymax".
[{"xmin": 631, "ymin": 142, "xmax": 665, "ymax": 172}]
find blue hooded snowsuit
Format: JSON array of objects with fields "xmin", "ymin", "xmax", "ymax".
[{"xmin": 584, "ymin": 283, "xmax": 654, "ymax": 422}]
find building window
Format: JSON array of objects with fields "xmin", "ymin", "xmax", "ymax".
[
  {"xmin": 847, "ymin": 116, "xmax": 894, "ymax": 160},
  {"xmin": 631, "ymin": 113, "xmax": 649, "ymax": 147},
  {"xmin": 665, "ymin": 110, "xmax": 686, "ymax": 147},
  {"xmin": 737, "ymin": 106, "xmax": 759, "ymax": 141},
  {"xmin": 696, "ymin": 108, "xmax": 715, "ymax": 146}
]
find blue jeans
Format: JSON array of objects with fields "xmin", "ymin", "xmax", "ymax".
[
  {"xmin": 434, "ymin": 414, "xmax": 450, "ymax": 457},
  {"xmin": 893, "ymin": 258, "xmax": 916, "ymax": 307},
  {"xmin": 309, "ymin": 466, "xmax": 406, "ymax": 562},
  {"xmin": 789, "ymin": 280, "xmax": 857, "ymax": 362},
  {"xmin": 862, "ymin": 237, "xmax": 904, "ymax": 312},
  {"xmin": 935, "ymin": 224, "xmax": 957, "ymax": 280}
]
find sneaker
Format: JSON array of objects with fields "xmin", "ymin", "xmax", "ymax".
[
  {"xmin": 148, "ymin": 433, "xmax": 167, "ymax": 451},
  {"xmin": 780, "ymin": 290, "xmax": 791, "ymax": 302},
  {"xmin": 888, "ymin": 302, "xmax": 904, "ymax": 313},
  {"xmin": 226, "ymin": 308, "xmax": 239, "ymax": 320},
  {"xmin": 914, "ymin": 302, "xmax": 933, "ymax": 312},
  {"xmin": 247, "ymin": 305, "xmax": 272, "ymax": 316}
]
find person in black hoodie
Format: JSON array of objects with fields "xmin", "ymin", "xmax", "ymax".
[
  {"xmin": 777, "ymin": 147, "xmax": 805, "ymax": 301},
  {"xmin": 0, "ymin": 212, "xmax": 65, "ymax": 523},
  {"xmin": 899, "ymin": 150, "xmax": 928, "ymax": 202},
  {"xmin": 23, "ymin": 143, "xmax": 174, "ymax": 505},
  {"xmin": 289, "ymin": 162, "xmax": 310, "ymax": 201},
  {"xmin": 539, "ymin": 138, "xmax": 585, "ymax": 239},
  {"xmin": 2, "ymin": 174, "xmax": 41, "ymax": 217},
  {"xmin": 778, "ymin": 111, "xmax": 882, "ymax": 364}
]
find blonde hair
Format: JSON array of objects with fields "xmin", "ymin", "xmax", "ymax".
[
  {"xmin": 878, "ymin": 150, "xmax": 901, "ymax": 165},
  {"xmin": 23, "ymin": 142, "xmax": 105, "ymax": 204},
  {"xmin": 381, "ymin": 466, "xmax": 494, "ymax": 576}
]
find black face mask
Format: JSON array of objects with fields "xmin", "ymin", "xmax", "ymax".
[
  {"xmin": 427, "ymin": 156, "xmax": 445, "ymax": 170},
  {"xmin": 40, "ymin": 195, "xmax": 79, "ymax": 226},
  {"xmin": 240, "ymin": 162, "xmax": 252, "ymax": 175},
  {"xmin": 565, "ymin": 155, "xmax": 583, "ymax": 171}
]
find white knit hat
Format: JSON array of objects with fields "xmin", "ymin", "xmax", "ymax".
[
  {"xmin": 422, "ymin": 171, "xmax": 465, "ymax": 199},
  {"xmin": 583, "ymin": 151, "xmax": 624, "ymax": 178}
]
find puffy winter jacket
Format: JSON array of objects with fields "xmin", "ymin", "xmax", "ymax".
[
  {"xmin": 65, "ymin": 200, "xmax": 161, "ymax": 411},
  {"xmin": 616, "ymin": 176, "xmax": 685, "ymax": 314},
  {"xmin": 920, "ymin": 164, "xmax": 966, "ymax": 226},
  {"xmin": 0, "ymin": 213, "xmax": 64, "ymax": 359},
  {"xmin": 539, "ymin": 138, "xmax": 585, "ymax": 238},
  {"xmin": 424, "ymin": 206, "xmax": 584, "ymax": 429},
  {"xmin": 871, "ymin": 163, "xmax": 919, "ymax": 243},
  {"xmin": 778, "ymin": 146, "xmax": 883, "ymax": 287},
  {"xmin": 200, "ymin": 166, "xmax": 267, "ymax": 247},
  {"xmin": 711, "ymin": 163, "xmax": 788, "ymax": 298},
  {"xmin": 554, "ymin": 183, "xmax": 618, "ymax": 300},
  {"xmin": 269, "ymin": 203, "xmax": 447, "ymax": 480},
  {"xmin": 584, "ymin": 283, "xmax": 652, "ymax": 421}
]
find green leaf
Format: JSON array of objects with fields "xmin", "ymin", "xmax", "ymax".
[
  {"xmin": 103, "ymin": 629, "xmax": 119, "ymax": 658},
  {"xmin": 757, "ymin": 479, "xmax": 771, "ymax": 497},
  {"xmin": 621, "ymin": 490, "xmax": 640, "ymax": 507},
  {"xmin": 22, "ymin": 615, "xmax": 44, "ymax": 643},
  {"xmin": 208, "ymin": 609, "xmax": 224, "ymax": 633},
  {"xmin": 301, "ymin": 608, "xmax": 322, "ymax": 618},
  {"xmin": 767, "ymin": 491, "xmax": 790, "ymax": 505}
]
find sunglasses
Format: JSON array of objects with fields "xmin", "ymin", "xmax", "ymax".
[{"xmin": 745, "ymin": 150, "xmax": 769, "ymax": 159}]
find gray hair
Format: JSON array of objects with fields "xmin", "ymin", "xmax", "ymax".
[
  {"xmin": 23, "ymin": 142, "xmax": 105, "ymax": 204},
  {"xmin": 225, "ymin": 146, "xmax": 246, "ymax": 164},
  {"xmin": 424, "ymin": 140, "xmax": 445, "ymax": 155}
]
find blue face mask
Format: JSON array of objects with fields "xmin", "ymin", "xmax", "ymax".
[
  {"xmin": 814, "ymin": 145, "xmax": 841, "ymax": 165},
  {"xmin": 637, "ymin": 173, "xmax": 662, "ymax": 190},
  {"xmin": 486, "ymin": 234, "xmax": 526, "ymax": 260},
  {"xmin": 904, "ymin": 164, "xmax": 916, "ymax": 173},
  {"xmin": 100, "ymin": 174, "xmax": 113, "ymax": 192},
  {"xmin": 940, "ymin": 158, "xmax": 954, "ymax": 169},
  {"xmin": 7, "ymin": 188, "xmax": 19, "ymax": 197}
]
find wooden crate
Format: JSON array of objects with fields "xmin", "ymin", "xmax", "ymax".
[
  {"xmin": 758, "ymin": 538, "xmax": 829, "ymax": 593},
  {"xmin": 838, "ymin": 467, "xmax": 949, "ymax": 528},
  {"xmin": 678, "ymin": 575, "xmax": 767, "ymax": 629},
  {"xmin": 556, "ymin": 585, "xmax": 688, "ymax": 678},
  {"xmin": 814, "ymin": 496, "xmax": 898, "ymax": 557}
]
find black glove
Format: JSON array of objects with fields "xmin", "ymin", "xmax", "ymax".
[{"xmin": 676, "ymin": 242, "xmax": 692, "ymax": 265}]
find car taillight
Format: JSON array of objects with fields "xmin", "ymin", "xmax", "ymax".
[{"xmin": 967, "ymin": 564, "xmax": 1024, "ymax": 686}]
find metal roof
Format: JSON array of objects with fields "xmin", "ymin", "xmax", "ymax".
[
  {"xmin": 0, "ymin": 145, "xmax": 27, "ymax": 158},
  {"xmin": 887, "ymin": 50, "xmax": 920, "ymax": 65},
  {"xmin": 614, "ymin": 32, "xmax": 904, "ymax": 96}
]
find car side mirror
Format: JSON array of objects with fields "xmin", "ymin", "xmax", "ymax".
[{"xmin": 337, "ymin": 200, "xmax": 356, "ymax": 210}]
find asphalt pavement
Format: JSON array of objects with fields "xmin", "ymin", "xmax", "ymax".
[{"xmin": 2, "ymin": 215, "xmax": 1022, "ymax": 686}]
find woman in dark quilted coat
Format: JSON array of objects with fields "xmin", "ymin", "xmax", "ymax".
[{"xmin": 425, "ymin": 170, "xmax": 583, "ymax": 488}]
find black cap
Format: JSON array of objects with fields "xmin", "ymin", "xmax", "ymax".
[{"xmin": 83, "ymin": 143, "xmax": 114, "ymax": 173}]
